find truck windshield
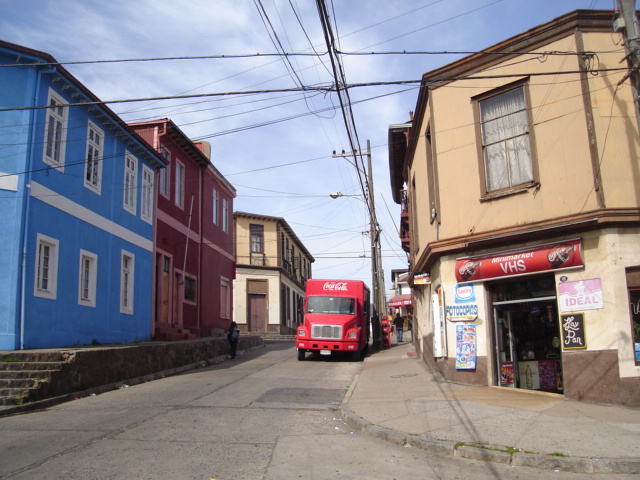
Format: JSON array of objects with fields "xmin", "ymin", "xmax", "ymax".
[{"xmin": 307, "ymin": 296, "xmax": 356, "ymax": 315}]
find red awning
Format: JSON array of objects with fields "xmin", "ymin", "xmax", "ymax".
[{"xmin": 388, "ymin": 294, "xmax": 412, "ymax": 307}]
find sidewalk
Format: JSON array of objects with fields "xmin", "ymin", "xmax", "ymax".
[{"xmin": 340, "ymin": 340, "xmax": 640, "ymax": 475}]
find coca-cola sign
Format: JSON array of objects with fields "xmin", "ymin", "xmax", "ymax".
[
  {"xmin": 323, "ymin": 281, "xmax": 349, "ymax": 291},
  {"xmin": 455, "ymin": 239, "xmax": 583, "ymax": 283}
]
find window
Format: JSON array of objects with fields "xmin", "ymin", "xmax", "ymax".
[
  {"xmin": 220, "ymin": 278, "xmax": 231, "ymax": 319},
  {"xmin": 184, "ymin": 275, "xmax": 196, "ymax": 303},
  {"xmin": 159, "ymin": 148, "xmax": 170, "ymax": 198},
  {"xmin": 222, "ymin": 198, "xmax": 228, "ymax": 233},
  {"xmin": 78, "ymin": 250, "xmax": 97, "ymax": 307},
  {"xmin": 84, "ymin": 122, "xmax": 103, "ymax": 193},
  {"xmin": 250, "ymin": 224, "xmax": 264, "ymax": 253},
  {"xmin": 43, "ymin": 89, "xmax": 67, "ymax": 169},
  {"xmin": 476, "ymin": 83, "xmax": 535, "ymax": 195},
  {"xmin": 141, "ymin": 165, "xmax": 154, "ymax": 223},
  {"xmin": 34, "ymin": 234, "xmax": 59, "ymax": 300},
  {"xmin": 120, "ymin": 251, "xmax": 134, "ymax": 314},
  {"xmin": 212, "ymin": 189, "xmax": 219, "ymax": 225},
  {"xmin": 123, "ymin": 153, "xmax": 137, "ymax": 214},
  {"xmin": 175, "ymin": 161, "xmax": 185, "ymax": 208}
]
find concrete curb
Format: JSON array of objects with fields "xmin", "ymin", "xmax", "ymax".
[
  {"xmin": 0, "ymin": 343, "xmax": 265, "ymax": 418},
  {"xmin": 339, "ymin": 372, "xmax": 640, "ymax": 475}
]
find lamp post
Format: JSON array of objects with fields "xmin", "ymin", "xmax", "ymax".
[{"xmin": 331, "ymin": 140, "xmax": 386, "ymax": 351}]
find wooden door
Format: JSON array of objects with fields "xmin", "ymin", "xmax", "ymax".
[{"xmin": 248, "ymin": 293, "xmax": 267, "ymax": 332}]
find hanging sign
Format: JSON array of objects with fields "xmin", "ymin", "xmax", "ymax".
[
  {"xmin": 561, "ymin": 313, "xmax": 587, "ymax": 349},
  {"xmin": 414, "ymin": 272, "xmax": 431, "ymax": 285},
  {"xmin": 558, "ymin": 278, "xmax": 604, "ymax": 312},
  {"xmin": 455, "ymin": 239, "xmax": 583, "ymax": 283},
  {"xmin": 455, "ymin": 323, "xmax": 477, "ymax": 370}
]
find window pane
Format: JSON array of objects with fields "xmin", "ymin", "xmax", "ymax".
[
  {"xmin": 484, "ymin": 143, "xmax": 509, "ymax": 191},
  {"xmin": 507, "ymin": 136, "xmax": 533, "ymax": 185}
]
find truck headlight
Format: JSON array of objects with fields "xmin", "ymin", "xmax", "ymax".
[
  {"xmin": 348, "ymin": 331, "xmax": 357, "ymax": 339},
  {"xmin": 298, "ymin": 329, "xmax": 306, "ymax": 336}
]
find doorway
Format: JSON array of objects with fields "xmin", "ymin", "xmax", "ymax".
[{"xmin": 491, "ymin": 276, "xmax": 563, "ymax": 393}]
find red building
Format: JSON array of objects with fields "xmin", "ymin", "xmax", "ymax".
[{"xmin": 129, "ymin": 119, "xmax": 236, "ymax": 340}]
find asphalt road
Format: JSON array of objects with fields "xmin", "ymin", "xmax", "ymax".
[{"xmin": 0, "ymin": 341, "xmax": 634, "ymax": 479}]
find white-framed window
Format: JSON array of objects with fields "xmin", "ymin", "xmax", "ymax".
[
  {"xmin": 175, "ymin": 160, "xmax": 185, "ymax": 208},
  {"xmin": 222, "ymin": 198, "xmax": 228, "ymax": 233},
  {"xmin": 212, "ymin": 188, "xmax": 219, "ymax": 225},
  {"xmin": 84, "ymin": 122, "xmax": 103, "ymax": 193},
  {"xmin": 220, "ymin": 277, "xmax": 231, "ymax": 319},
  {"xmin": 43, "ymin": 89, "xmax": 68, "ymax": 170},
  {"xmin": 78, "ymin": 249, "xmax": 97, "ymax": 307},
  {"xmin": 477, "ymin": 83, "xmax": 536, "ymax": 194},
  {"xmin": 159, "ymin": 147, "xmax": 170, "ymax": 198},
  {"xmin": 141, "ymin": 165, "xmax": 154, "ymax": 224},
  {"xmin": 34, "ymin": 233, "xmax": 59, "ymax": 300},
  {"xmin": 250, "ymin": 224, "xmax": 264, "ymax": 253},
  {"xmin": 120, "ymin": 251, "xmax": 135, "ymax": 314},
  {"xmin": 123, "ymin": 153, "xmax": 137, "ymax": 214}
]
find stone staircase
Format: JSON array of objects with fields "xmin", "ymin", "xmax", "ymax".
[
  {"xmin": 154, "ymin": 322, "xmax": 197, "ymax": 341},
  {"xmin": 0, "ymin": 352, "xmax": 70, "ymax": 406}
]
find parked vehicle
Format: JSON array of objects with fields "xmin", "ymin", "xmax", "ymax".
[{"xmin": 296, "ymin": 280, "xmax": 370, "ymax": 361}]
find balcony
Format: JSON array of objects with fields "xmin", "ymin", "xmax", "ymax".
[{"xmin": 250, "ymin": 252, "xmax": 266, "ymax": 266}]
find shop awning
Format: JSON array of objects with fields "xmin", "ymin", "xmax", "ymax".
[{"xmin": 388, "ymin": 294, "xmax": 412, "ymax": 307}]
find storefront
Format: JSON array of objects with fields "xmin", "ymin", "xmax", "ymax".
[
  {"xmin": 454, "ymin": 239, "xmax": 584, "ymax": 394},
  {"xmin": 489, "ymin": 275, "xmax": 563, "ymax": 393}
]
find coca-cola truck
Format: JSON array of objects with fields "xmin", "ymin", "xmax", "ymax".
[{"xmin": 296, "ymin": 279, "xmax": 370, "ymax": 361}]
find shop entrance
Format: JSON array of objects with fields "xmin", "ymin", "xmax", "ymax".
[{"xmin": 490, "ymin": 276, "xmax": 563, "ymax": 393}]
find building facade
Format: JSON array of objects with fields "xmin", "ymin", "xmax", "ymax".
[
  {"xmin": 0, "ymin": 41, "xmax": 166, "ymax": 349},
  {"xmin": 233, "ymin": 212, "xmax": 314, "ymax": 335},
  {"xmin": 388, "ymin": 10, "xmax": 640, "ymax": 406},
  {"xmin": 129, "ymin": 120, "xmax": 236, "ymax": 340}
]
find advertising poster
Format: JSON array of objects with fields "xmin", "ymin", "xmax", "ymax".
[
  {"xmin": 455, "ymin": 324, "xmax": 476, "ymax": 370},
  {"xmin": 518, "ymin": 361, "xmax": 540, "ymax": 389},
  {"xmin": 500, "ymin": 362, "xmax": 515, "ymax": 386}
]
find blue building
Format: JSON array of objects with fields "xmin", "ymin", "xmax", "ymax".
[{"xmin": 0, "ymin": 40, "xmax": 166, "ymax": 349}]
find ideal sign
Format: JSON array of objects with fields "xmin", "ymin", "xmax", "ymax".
[{"xmin": 558, "ymin": 278, "xmax": 603, "ymax": 313}]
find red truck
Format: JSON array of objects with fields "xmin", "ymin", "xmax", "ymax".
[{"xmin": 296, "ymin": 279, "xmax": 370, "ymax": 361}]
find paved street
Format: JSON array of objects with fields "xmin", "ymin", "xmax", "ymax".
[{"xmin": 0, "ymin": 341, "xmax": 635, "ymax": 479}]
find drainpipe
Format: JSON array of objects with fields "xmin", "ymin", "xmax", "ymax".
[{"xmin": 19, "ymin": 65, "xmax": 57, "ymax": 350}]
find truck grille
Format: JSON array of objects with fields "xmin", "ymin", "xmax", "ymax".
[{"xmin": 311, "ymin": 325, "xmax": 342, "ymax": 339}]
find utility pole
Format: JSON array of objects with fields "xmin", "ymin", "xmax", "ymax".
[
  {"xmin": 616, "ymin": 0, "xmax": 640, "ymax": 134},
  {"xmin": 332, "ymin": 140, "xmax": 386, "ymax": 350}
]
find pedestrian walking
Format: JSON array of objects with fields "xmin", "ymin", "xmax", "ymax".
[
  {"xmin": 393, "ymin": 313, "xmax": 404, "ymax": 343},
  {"xmin": 227, "ymin": 321, "xmax": 239, "ymax": 359}
]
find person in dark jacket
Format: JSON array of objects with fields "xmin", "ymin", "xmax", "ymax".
[
  {"xmin": 226, "ymin": 321, "xmax": 239, "ymax": 359},
  {"xmin": 393, "ymin": 313, "xmax": 404, "ymax": 343}
]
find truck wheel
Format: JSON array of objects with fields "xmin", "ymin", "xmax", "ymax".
[{"xmin": 297, "ymin": 349, "xmax": 305, "ymax": 361}]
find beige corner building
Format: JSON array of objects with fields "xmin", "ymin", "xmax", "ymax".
[
  {"xmin": 233, "ymin": 212, "xmax": 314, "ymax": 335},
  {"xmin": 388, "ymin": 10, "xmax": 640, "ymax": 406}
]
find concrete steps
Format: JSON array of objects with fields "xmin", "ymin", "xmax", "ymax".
[
  {"xmin": 0, "ymin": 353, "xmax": 68, "ymax": 406},
  {"xmin": 154, "ymin": 323, "xmax": 197, "ymax": 341}
]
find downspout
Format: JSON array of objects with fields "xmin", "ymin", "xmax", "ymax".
[
  {"xmin": 198, "ymin": 166, "xmax": 204, "ymax": 336},
  {"xmin": 19, "ymin": 65, "xmax": 57, "ymax": 349}
]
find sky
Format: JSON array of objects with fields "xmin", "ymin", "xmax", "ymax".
[{"xmin": 0, "ymin": 0, "xmax": 617, "ymax": 299}]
